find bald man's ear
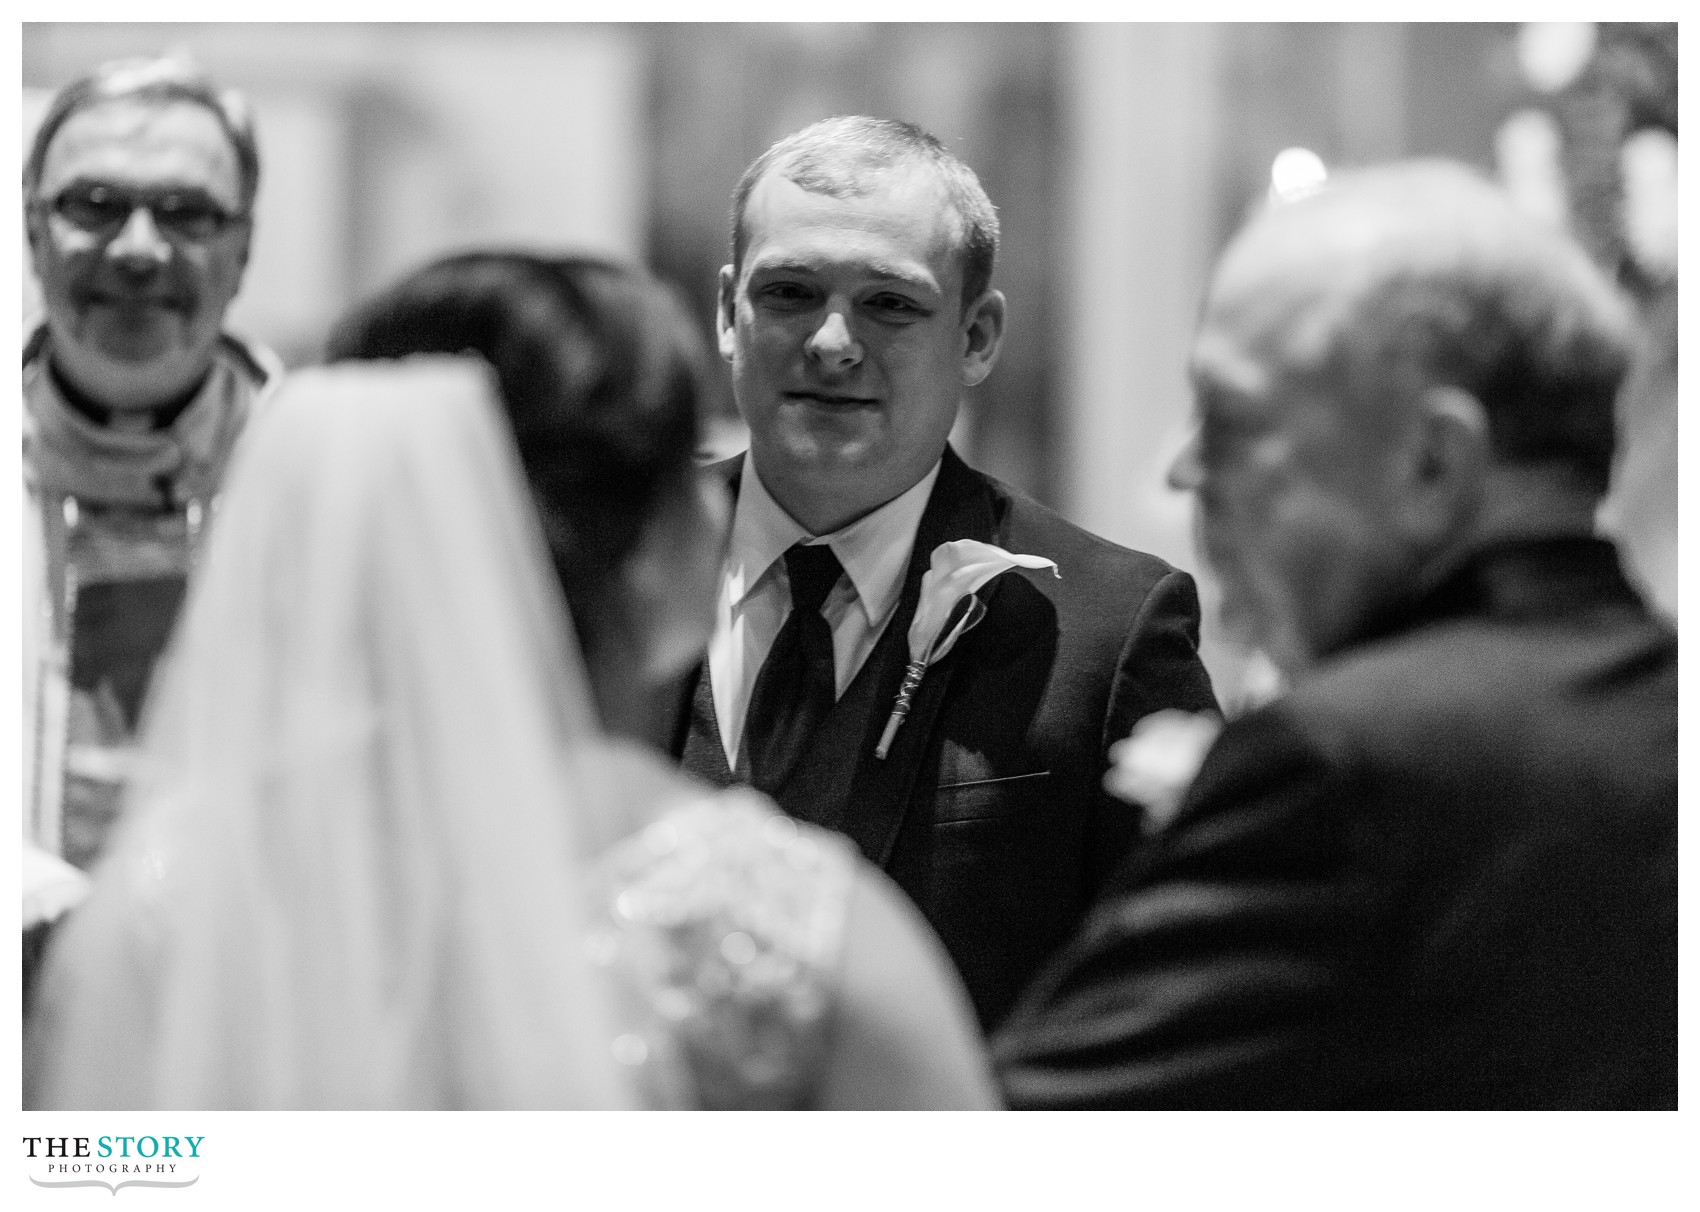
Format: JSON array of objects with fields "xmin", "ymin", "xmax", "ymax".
[
  {"xmin": 960, "ymin": 289, "xmax": 1006, "ymax": 387},
  {"xmin": 1401, "ymin": 385, "xmax": 1491, "ymax": 541},
  {"xmin": 715, "ymin": 266, "xmax": 738, "ymax": 363}
]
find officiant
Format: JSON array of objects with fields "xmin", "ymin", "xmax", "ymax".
[
  {"xmin": 23, "ymin": 56, "xmax": 280, "ymax": 874},
  {"xmin": 675, "ymin": 115, "xmax": 1218, "ymax": 1028}
]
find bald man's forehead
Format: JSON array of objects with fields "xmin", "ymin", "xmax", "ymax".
[
  {"xmin": 1201, "ymin": 259, "xmax": 1340, "ymax": 380},
  {"xmin": 1189, "ymin": 323, "xmax": 1272, "ymax": 398},
  {"xmin": 1193, "ymin": 249, "xmax": 1374, "ymax": 448},
  {"xmin": 1217, "ymin": 205, "xmax": 1376, "ymax": 297},
  {"xmin": 1222, "ymin": 166, "xmax": 1533, "ymax": 297}
]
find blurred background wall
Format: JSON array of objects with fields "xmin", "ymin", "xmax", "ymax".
[{"xmin": 23, "ymin": 22, "xmax": 1677, "ymax": 706}]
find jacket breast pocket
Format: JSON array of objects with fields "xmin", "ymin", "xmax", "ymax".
[{"xmin": 931, "ymin": 770, "xmax": 1052, "ymax": 824}]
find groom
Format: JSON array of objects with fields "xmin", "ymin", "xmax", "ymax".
[{"xmin": 675, "ymin": 116, "xmax": 1217, "ymax": 1028}]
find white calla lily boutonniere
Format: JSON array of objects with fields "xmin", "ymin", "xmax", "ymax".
[{"xmin": 874, "ymin": 540, "xmax": 1059, "ymax": 760}]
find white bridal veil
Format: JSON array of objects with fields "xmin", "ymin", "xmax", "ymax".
[{"xmin": 30, "ymin": 360, "xmax": 636, "ymax": 1109}]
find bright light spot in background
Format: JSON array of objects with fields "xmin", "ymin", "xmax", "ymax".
[
  {"xmin": 1620, "ymin": 127, "xmax": 1678, "ymax": 281},
  {"xmin": 1269, "ymin": 147, "xmax": 1328, "ymax": 204},
  {"xmin": 1518, "ymin": 22, "xmax": 1597, "ymax": 93},
  {"xmin": 1495, "ymin": 108, "xmax": 1570, "ymax": 232}
]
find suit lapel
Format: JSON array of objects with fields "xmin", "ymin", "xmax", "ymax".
[
  {"xmin": 676, "ymin": 661, "xmax": 736, "ymax": 785},
  {"xmin": 772, "ymin": 611, "xmax": 907, "ymax": 835},
  {"xmin": 674, "ymin": 448, "xmax": 1006, "ymax": 870},
  {"xmin": 668, "ymin": 455, "xmax": 746, "ymax": 762},
  {"xmin": 831, "ymin": 447, "xmax": 1001, "ymax": 867}
]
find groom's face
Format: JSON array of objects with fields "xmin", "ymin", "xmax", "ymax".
[{"xmin": 718, "ymin": 164, "xmax": 1001, "ymax": 525}]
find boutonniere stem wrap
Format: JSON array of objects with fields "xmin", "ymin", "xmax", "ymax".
[{"xmin": 874, "ymin": 540, "xmax": 1059, "ymax": 760}]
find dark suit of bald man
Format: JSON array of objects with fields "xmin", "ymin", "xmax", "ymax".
[{"xmin": 995, "ymin": 538, "xmax": 1677, "ymax": 1107}]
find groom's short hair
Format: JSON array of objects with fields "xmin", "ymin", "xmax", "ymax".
[{"xmin": 729, "ymin": 115, "xmax": 1000, "ymax": 311}]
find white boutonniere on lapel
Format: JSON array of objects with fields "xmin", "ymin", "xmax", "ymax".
[
  {"xmin": 874, "ymin": 540, "xmax": 1059, "ymax": 760},
  {"xmin": 1105, "ymin": 709, "xmax": 1224, "ymax": 832}
]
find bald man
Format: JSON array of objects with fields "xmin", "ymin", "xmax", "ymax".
[{"xmin": 992, "ymin": 161, "xmax": 1677, "ymax": 1109}]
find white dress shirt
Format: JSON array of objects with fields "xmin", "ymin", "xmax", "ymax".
[{"xmin": 709, "ymin": 459, "xmax": 941, "ymax": 770}]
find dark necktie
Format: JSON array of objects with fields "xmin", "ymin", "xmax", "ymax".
[{"xmin": 741, "ymin": 542, "xmax": 844, "ymax": 797}]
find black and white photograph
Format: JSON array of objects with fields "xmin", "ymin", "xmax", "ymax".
[{"xmin": 13, "ymin": 14, "xmax": 1685, "ymax": 1208}]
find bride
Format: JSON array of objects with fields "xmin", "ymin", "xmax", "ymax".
[{"xmin": 27, "ymin": 254, "xmax": 994, "ymax": 1110}]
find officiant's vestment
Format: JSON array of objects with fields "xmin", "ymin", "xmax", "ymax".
[
  {"xmin": 677, "ymin": 446, "xmax": 1218, "ymax": 1028},
  {"xmin": 994, "ymin": 537, "xmax": 1677, "ymax": 1108},
  {"xmin": 23, "ymin": 323, "xmax": 280, "ymax": 872}
]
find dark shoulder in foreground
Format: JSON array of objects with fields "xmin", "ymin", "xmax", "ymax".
[{"xmin": 1281, "ymin": 575, "xmax": 1674, "ymax": 769}]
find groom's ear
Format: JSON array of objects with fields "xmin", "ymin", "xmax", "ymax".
[
  {"xmin": 716, "ymin": 266, "xmax": 738, "ymax": 364},
  {"xmin": 960, "ymin": 289, "xmax": 1005, "ymax": 387}
]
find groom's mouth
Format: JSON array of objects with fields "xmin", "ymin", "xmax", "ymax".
[{"xmin": 784, "ymin": 390, "xmax": 880, "ymax": 409}]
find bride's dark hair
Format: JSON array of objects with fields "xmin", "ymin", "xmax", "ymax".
[{"xmin": 325, "ymin": 252, "xmax": 705, "ymax": 608}]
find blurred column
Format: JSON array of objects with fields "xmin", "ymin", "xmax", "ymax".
[
  {"xmin": 349, "ymin": 26, "xmax": 647, "ymax": 299},
  {"xmin": 1057, "ymin": 24, "xmax": 1221, "ymax": 571},
  {"xmin": 1056, "ymin": 24, "xmax": 1225, "ymax": 650}
]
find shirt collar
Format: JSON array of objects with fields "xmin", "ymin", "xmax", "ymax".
[
  {"xmin": 726, "ymin": 458, "xmax": 942, "ymax": 630},
  {"xmin": 26, "ymin": 329, "xmax": 242, "ymax": 466}
]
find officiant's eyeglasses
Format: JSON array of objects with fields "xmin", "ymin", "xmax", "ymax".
[{"xmin": 39, "ymin": 183, "xmax": 248, "ymax": 242}]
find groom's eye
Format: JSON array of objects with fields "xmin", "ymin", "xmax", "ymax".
[
  {"xmin": 756, "ymin": 281, "xmax": 816, "ymax": 310},
  {"xmin": 864, "ymin": 294, "xmax": 929, "ymax": 322}
]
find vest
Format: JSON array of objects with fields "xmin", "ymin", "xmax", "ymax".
[{"xmin": 680, "ymin": 562, "xmax": 922, "ymax": 846}]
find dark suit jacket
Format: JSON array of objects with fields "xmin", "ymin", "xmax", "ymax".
[
  {"xmin": 993, "ymin": 537, "xmax": 1677, "ymax": 1108},
  {"xmin": 677, "ymin": 446, "xmax": 1218, "ymax": 1028}
]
